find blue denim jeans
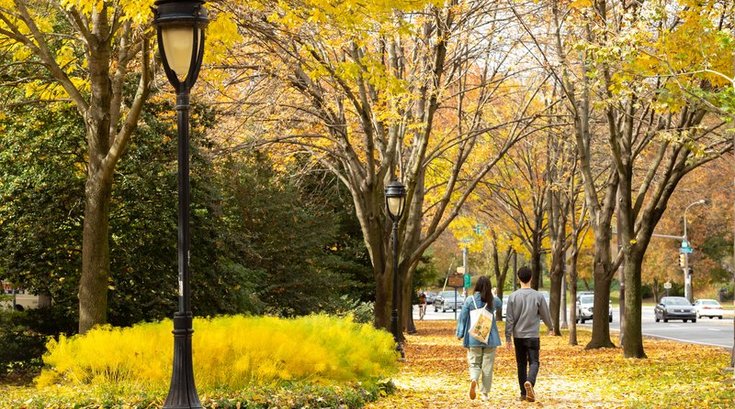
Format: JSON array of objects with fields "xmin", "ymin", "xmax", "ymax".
[
  {"xmin": 467, "ymin": 346, "xmax": 497, "ymax": 396},
  {"xmin": 513, "ymin": 337, "xmax": 540, "ymax": 397}
]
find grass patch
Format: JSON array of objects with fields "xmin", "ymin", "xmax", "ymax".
[{"xmin": 0, "ymin": 380, "xmax": 395, "ymax": 408}]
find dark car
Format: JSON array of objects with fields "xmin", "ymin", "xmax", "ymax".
[{"xmin": 654, "ymin": 296, "xmax": 696, "ymax": 323}]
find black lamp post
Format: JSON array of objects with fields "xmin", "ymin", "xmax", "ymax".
[
  {"xmin": 385, "ymin": 180, "xmax": 407, "ymax": 358},
  {"xmin": 152, "ymin": 1, "xmax": 208, "ymax": 408}
]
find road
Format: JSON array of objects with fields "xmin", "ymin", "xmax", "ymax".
[
  {"xmin": 591, "ymin": 306, "xmax": 734, "ymax": 349},
  {"xmin": 413, "ymin": 304, "xmax": 735, "ymax": 349}
]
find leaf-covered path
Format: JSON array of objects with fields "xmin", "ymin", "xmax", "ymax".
[{"xmin": 365, "ymin": 320, "xmax": 734, "ymax": 409}]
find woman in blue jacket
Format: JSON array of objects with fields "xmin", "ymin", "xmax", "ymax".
[{"xmin": 456, "ymin": 275, "xmax": 502, "ymax": 401}]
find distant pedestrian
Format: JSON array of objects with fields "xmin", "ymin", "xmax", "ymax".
[
  {"xmin": 418, "ymin": 290, "xmax": 427, "ymax": 320},
  {"xmin": 456, "ymin": 276, "xmax": 502, "ymax": 401},
  {"xmin": 505, "ymin": 266, "xmax": 554, "ymax": 402}
]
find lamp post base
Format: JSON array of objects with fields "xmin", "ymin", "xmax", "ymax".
[
  {"xmin": 391, "ymin": 308, "xmax": 406, "ymax": 361},
  {"xmin": 163, "ymin": 312, "xmax": 201, "ymax": 409},
  {"xmin": 396, "ymin": 342, "xmax": 406, "ymax": 361}
]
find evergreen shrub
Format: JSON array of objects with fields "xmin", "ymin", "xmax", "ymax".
[{"xmin": 0, "ymin": 310, "xmax": 46, "ymax": 379}]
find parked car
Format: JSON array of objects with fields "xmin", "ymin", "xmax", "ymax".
[
  {"xmin": 0, "ymin": 291, "xmax": 39, "ymax": 311},
  {"xmin": 693, "ymin": 299, "xmax": 724, "ymax": 319},
  {"xmin": 425, "ymin": 291, "xmax": 438, "ymax": 305},
  {"xmin": 575, "ymin": 294, "xmax": 613, "ymax": 323},
  {"xmin": 654, "ymin": 296, "xmax": 696, "ymax": 323},
  {"xmin": 433, "ymin": 290, "xmax": 465, "ymax": 312}
]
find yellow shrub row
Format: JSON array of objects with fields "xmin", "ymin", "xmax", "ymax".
[{"xmin": 36, "ymin": 314, "xmax": 398, "ymax": 391}]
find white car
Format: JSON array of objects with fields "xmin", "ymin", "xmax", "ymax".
[
  {"xmin": 693, "ymin": 299, "xmax": 725, "ymax": 319},
  {"xmin": 575, "ymin": 293, "xmax": 613, "ymax": 323},
  {"xmin": 433, "ymin": 290, "xmax": 465, "ymax": 312},
  {"xmin": 0, "ymin": 291, "xmax": 39, "ymax": 311}
]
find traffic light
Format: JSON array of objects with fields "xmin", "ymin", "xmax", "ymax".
[{"xmin": 679, "ymin": 253, "xmax": 686, "ymax": 268}]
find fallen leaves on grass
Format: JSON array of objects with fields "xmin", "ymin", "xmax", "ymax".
[{"xmin": 366, "ymin": 321, "xmax": 734, "ymax": 409}]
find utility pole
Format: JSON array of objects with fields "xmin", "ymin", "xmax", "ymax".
[
  {"xmin": 513, "ymin": 251, "xmax": 518, "ymax": 291},
  {"xmin": 560, "ymin": 270, "xmax": 568, "ymax": 330},
  {"xmin": 617, "ymin": 208, "xmax": 625, "ymax": 345},
  {"xmin": 683, "ymin": 199, "xmax": 707, "ymax": 303},
  {"xmin": 463, "ymin": 246, "xmax": 468, "ymax": 281}
]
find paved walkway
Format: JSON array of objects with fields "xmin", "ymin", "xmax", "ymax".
[
  {"xmin": 364, "ymin": 320, "xmax": 734, "ymax": 409},
  {"xmin": 364, "ymin": 321, "xmax": 607, "ymax": 409}
]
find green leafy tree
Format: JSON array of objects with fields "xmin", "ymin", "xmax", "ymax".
[
  {"xmin": 0, "ymin": 104, "xmax": 84, "ymax": 322},
  {"xmin": 0, "ymin": 0, "xmax": 153, "ymax": 333}
]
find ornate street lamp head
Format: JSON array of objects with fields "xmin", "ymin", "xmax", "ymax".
[
  {"xmin": 152, "ymin": 0, "xmax": 209, "ymax": 92},
  {"xmin": 385, "ymin": 180, "xmax": 407, "ymax": 222}
]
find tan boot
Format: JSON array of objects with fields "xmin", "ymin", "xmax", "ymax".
[
  {"xmin": 469, "ymin": 380, "xmax": 477, "ymax": 400},
  {"xmin": 524, "ymin": 381, "xmax": 535, "ymax": 402}
]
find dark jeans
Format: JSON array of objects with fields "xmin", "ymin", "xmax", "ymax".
[{"xmin": 513, "ymin": 337, "xmax": 540, "ymax": 396}]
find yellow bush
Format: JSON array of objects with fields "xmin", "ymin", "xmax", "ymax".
[{"xmin": 37, "ymin": 315, "xmax": 398, "ymax": 391}]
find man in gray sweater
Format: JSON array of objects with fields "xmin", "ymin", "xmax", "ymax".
[{"xmin": 505, "ymin": 266, "xmax": 554, "ymax": 402}]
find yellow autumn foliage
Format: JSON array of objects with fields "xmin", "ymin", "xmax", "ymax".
[{"xmin": 36, "ymin": 314, "xmax": 398, "ymax": 391}]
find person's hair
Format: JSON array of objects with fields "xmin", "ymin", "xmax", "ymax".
[
  {"xmin": 474, "ymin": 275, "xmax": 494, "ymax": 304},
  {"xmin": 517, "ymin": 266, "xmax": 532, "ymax": 284}
]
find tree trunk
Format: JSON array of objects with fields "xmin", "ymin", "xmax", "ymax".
[
  {"xmin": 374, "ymin": 267, "xmax": 391, "ymax": 329},
  {"xmin": 404, "ymin": 273, "xmax": 416, "ymax": 334},
  {"xmin": 549, "ymin": 266, "xmax": 563, "ymax": 336},
  {"xmin": 78, "ymin": 176, "xmax": 112, "ymax": 333},
  {"xmin": 78, "ymin": 31, "xmax": 113, "ymax": 333},
  {"xmin": 492, "ymin": 241, "xmax": 511, "ymax": 321},
  {"xmin": 530, "ymin": 237, "xmax": 542, "ymax": 290},
  {"xmin": 622, "ymin": 251, "xmax": 646, "ymax": 358},
  {"xmin": 568, "ymin": 245, "xmax": 579, "ymax": 346},
  {"xmin": 586, "ymin": 232, "xmax": 616, "ymax": 349},
  {"xmin": 548, "ymin": 209, "xmax": 566, "ymax": 336}
]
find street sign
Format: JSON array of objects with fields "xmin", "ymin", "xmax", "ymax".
[
  {"xmin": 463, "ymin": 273, "xmax": 471, "ymax": 289},
  {"xmin": 664, "ymin": 282, "xmax": 672, "ymax": 290},
  {"xmin": 680, "ymin": 240, "xmax": 693, "ymax": 253},
  {"xmin": 447, "ymin": 274, "xmax": 464, "ymax": 288},
  {"xmin": 456, "ymin": 266, "xmax": 465, "ymax": 275}
]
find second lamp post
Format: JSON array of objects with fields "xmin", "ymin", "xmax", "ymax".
[{"xmin": 385, "ymin": 180, "xmax": 407, "ymax": 358}]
